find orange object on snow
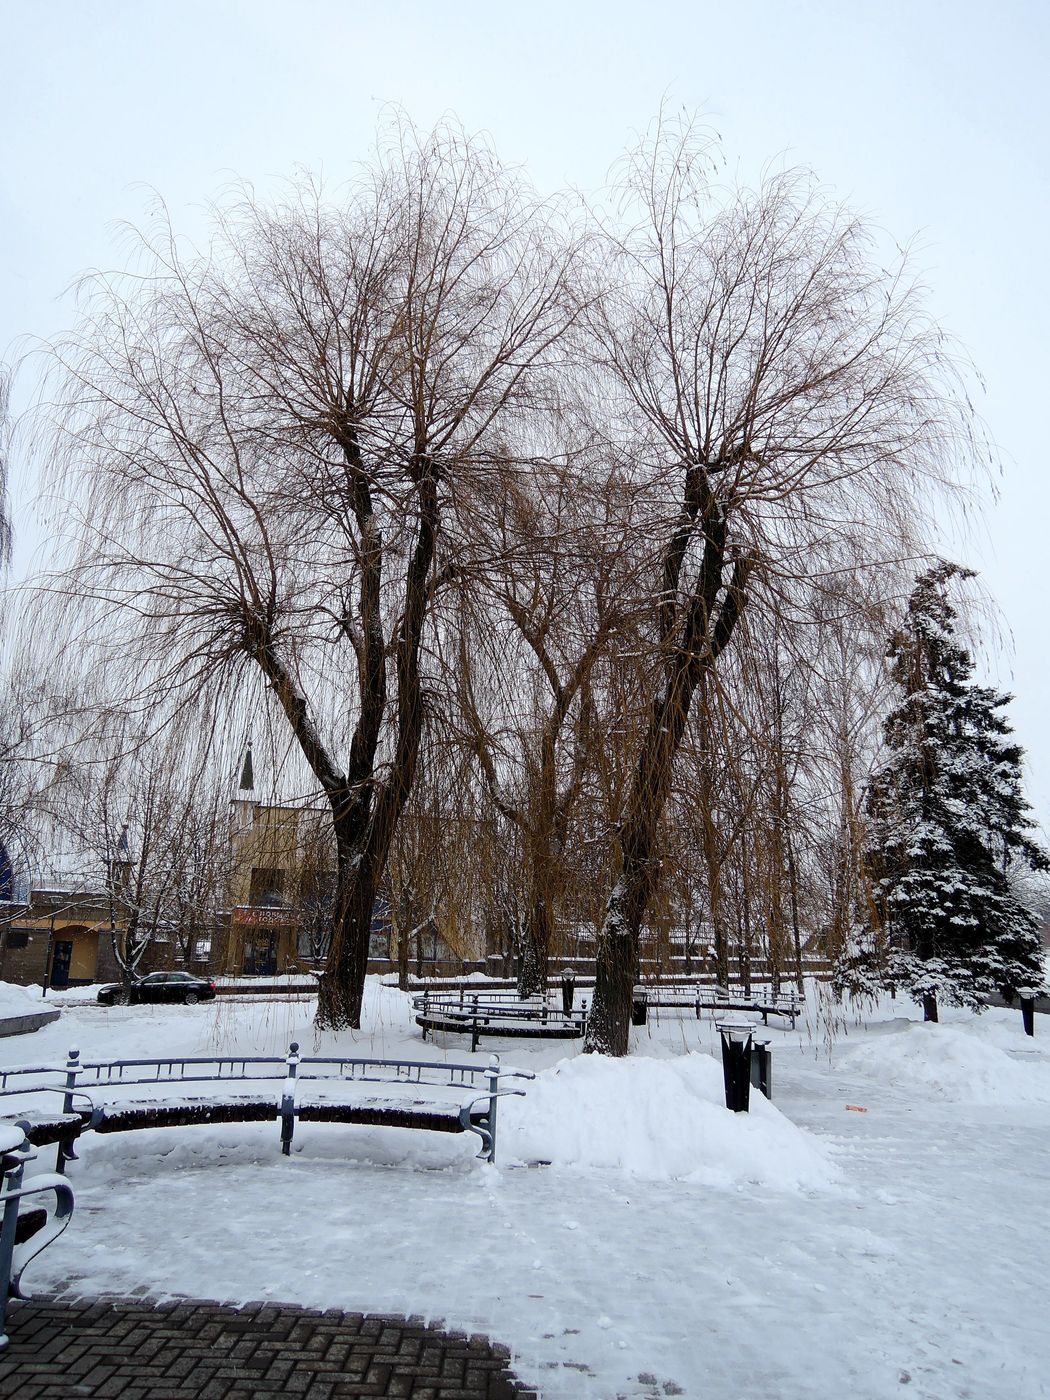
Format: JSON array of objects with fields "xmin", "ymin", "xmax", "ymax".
[{"xmin": 845, "ymin": 1105, "xmax": 869, "ymax": 1113}]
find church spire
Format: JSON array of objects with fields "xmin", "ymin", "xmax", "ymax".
[{"xmin": 238, "ymin": 741, "xmax": 254, "ymax": 792}]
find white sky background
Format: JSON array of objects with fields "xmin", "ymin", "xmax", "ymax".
[{"xmin": 3, "ymin": 0, "xmax": 1048, "ymax": 818}]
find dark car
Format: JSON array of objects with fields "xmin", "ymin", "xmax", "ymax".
[{"xmin": 97, "ymin": 971, "xmax": 217, "ymax": 1006}]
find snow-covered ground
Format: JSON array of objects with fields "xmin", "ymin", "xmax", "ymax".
[
  {"xmin": 0, "ymin": 979, "xmax": 44, "ymax": 1019},
  {"xmin": 3, "ymin": 980, "xmax": 1047, "ymax": 1399}
]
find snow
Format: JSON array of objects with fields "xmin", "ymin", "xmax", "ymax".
[
  {"xmin": 504, "ymin": 1051, "xmax": 836, "ymax": 1191},
  {"xmin": 842, "ymin": 1017, "xmax": 1050, "ymax": 1105},
  {"xmin": 3, "ymin": 978, "xmax": 1049, "ymax": 1399},
  {"xmin": 0, "ymin": 979, "xmax": 43, "ymax": 1018}
]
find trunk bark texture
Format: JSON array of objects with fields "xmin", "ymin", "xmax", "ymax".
[
  {"xmin": 317, "ymin": 460, "xmax": 438, "ymax": 1028},
  {"xmin": 248, "ymin": 432, "xmax": 439, "ymax": 1031},
  {"xmin": 585, "ymin": 472, "xmax": 752, "ymax": 1055}
]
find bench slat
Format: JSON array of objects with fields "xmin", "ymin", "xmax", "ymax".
[
  {"xmin": 93, "ymin": 1100, "xmax": 277, "ymax": 1132},
  {"xmin": 298, "ymin": 1098, "xmax": 470, "ymax": 1134}
]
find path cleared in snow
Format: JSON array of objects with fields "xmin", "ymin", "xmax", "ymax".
[{"xmin": 4, "ymin": 981, "xmax": 1047, "ymax": 1399}]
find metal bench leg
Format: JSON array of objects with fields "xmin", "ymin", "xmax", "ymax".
[
  {"xmin": 1, "ymin": 1123, "xmax": 76, "ymax": 1349},
  {"xmin": 0, "ymin": 1137, "xmax": 24, "ymax": 1347},
  {"xmin": 280, "ymin": 1042, "xmax": 300, "ymax": 1156},
  {"xmin": 486, "ymin": 1055, "xmax": 500, "ymax": 1165},
  {"xmin": 460, "ymin": 1054, "xmax": 503, "ymax": 1164},
  {"xmin": 57, "ymin": 1048, "xmax": 83, "ymax": 1174}
]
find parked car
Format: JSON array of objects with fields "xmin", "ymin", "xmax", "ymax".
[{"xmin": 97, "ymin": 971, "xmax": 217, "ymax": 1006}]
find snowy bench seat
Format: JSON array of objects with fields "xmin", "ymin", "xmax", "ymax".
[
  {"xmin": 90, "ymin": 1092, "xmax": 478, "ymax": 1136},
  {"xmin": 297, "ymin": 1094, "xmax": 478, "ymax": 1133},
  {"xmin": 91, "ymin": 1097, "xmax": 278, "ymax": 1133},
  {"xmin": 0, "ymin": 1111, "xmax": 86, "ymax": 1148}
]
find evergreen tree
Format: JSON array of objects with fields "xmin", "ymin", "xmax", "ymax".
[{"xmin": 855, "ymin": 562, "xmax": 1047, "ymax": 1018}]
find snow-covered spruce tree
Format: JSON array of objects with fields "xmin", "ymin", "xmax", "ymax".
[{"xmin": 856, "ymin": 563, "xmax": 1048, "ymax": 1020}]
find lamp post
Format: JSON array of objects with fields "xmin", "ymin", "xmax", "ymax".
[
  {"xmin": 41, "ymin": 911, "xmax": 56, "ymax": 998},
  {"xmin": 560, "ymin": 967, "xmax": 576, "ymax": 1018}
]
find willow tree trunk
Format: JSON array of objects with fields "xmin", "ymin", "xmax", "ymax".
[
  {"xmin": 697, "ymin": 795, "xmax": 729, "ymax": 987},
  {"xmin": 317, "ymin": 822, "xmax": 385, "ymax": 1028},
  {"xmin": 518, "ymin": 825, "xmax": 560, "ymax": 997},
  {"xmin": 585, "ymin": 666, "xmax": 697, "ymax": 1055},
  {"xmin": 584, "ymin": 509, "xmax": 750, "ymax": 1055},
  {"xmin": 517, "ymin": 893, "xmax": 554, "ymax": 998},
  {"xmin": 315, "ymin": 463, "xmax": 438, "ymax": 1030},
  {"xmin": 396, "ymin": 884, "xmax": 412, "ymax": 991}
]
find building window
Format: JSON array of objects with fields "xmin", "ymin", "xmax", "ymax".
[
  {"xmin": 249, "ymin": 867, "xmax": 285, "ymax": 907},
  {"xmin": 368, "ymin": 929, "xmax": 390, "ymax": 959}
]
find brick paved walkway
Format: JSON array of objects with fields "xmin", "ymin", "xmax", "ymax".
[{"xmin": 0, "ymin": 1295, "xmax": 540, "ymax": 1398}]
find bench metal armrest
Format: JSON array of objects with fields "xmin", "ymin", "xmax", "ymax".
[
  {"xmin": 3, "ymin": 1173, "xmax": 75, "ymax": 1300},
  {"xmin": 458, "ymin": 1088, "xmax": 527, "ymax": 1163}
]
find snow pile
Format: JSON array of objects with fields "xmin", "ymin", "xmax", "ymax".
[
  {"xmin": 843, "ymin": 1020, "xmax": 1050, "ymax": 1104},
  {"xmin": 502, "ymin": 1051, "xmax": 837, "ymax": 1191},
  {"xmin": 0, "ymin": 980, "xmax": 41, "ymax": 1019}
]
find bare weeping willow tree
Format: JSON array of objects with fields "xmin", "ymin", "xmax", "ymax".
[
  {"xmin": 661, "ymin": 599, "xmax": 888, "ymax": 997},
  {"xmin": 24, "ymin": 113, "xmax": 987, "ymax": 1052},
  {"xmin": 452, "ymin": 449, "xmax": 642, "ymax": 996},
  {"xmin": 35, "ymin": 120, "xmax": 583, "ymax": 1029},
  {"xmin": 582, "ymin": 120, "xmax": 982, "ymax": 1054}
]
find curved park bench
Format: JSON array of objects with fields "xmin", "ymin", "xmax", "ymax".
[
  {"xmin": 638, "ymin": 983, "xmax": 802, "ymax": 1029},
  {"xmin": 414, "ymin": 990, "xmax": 588, "ymax": 1051},
  {"xmin": 0, "ymin": 1045, "xmax": 534, "ymax": 1168},
  {"xmin": 1, "ymin": 1121, "xmax": 75, "ymax": 1349}
]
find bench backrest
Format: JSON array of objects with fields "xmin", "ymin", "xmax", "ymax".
[{"xmin": 0, "ymin": 1049, "xmax": 513, "ymax": 1101}]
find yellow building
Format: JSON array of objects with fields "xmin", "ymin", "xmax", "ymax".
[
  {"xmin": 0, "ymin": 887, "xmax": 125, "ymax": 989},
  {"xmin": 217, "ymin": 746, "xmax": 472, "ymax": 978},
  {"xmin": 222, "ymin": 790, "xmax": 338, "ymax": 976}
]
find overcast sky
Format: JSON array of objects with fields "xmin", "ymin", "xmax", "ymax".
[{"xmin": 3, "ymin": 0, "xmax": 1048, "ymax": 817}]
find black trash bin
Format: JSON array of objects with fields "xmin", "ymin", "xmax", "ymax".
[
  {"xmin": 750, "ymin": 1037, "xmax": 773, "ymax": 1100},
  {"xmin": 718, "ymin": 1018, "xmax": 754, "ymax": 1112},
  {"xmin": 1018, "ymin": 986, "xmax": 1036, "ymax": 1037}
]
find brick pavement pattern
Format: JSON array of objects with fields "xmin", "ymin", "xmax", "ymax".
[{"xmin": 0, "ymin": 1295, "xmax": 540, "ymax": 1398}]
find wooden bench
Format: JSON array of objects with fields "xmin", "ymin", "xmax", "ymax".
[
  {"xmin": 0, "ymin": 1045, "xmax": 534, "ymax": 1167},
  {"xmin": 413, "ymin": 991, "xmax": 587, "ymax": 1050},
  {"xmin": 638, "ymin": 984, "xmax": 803, "ymax": 1029}
]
